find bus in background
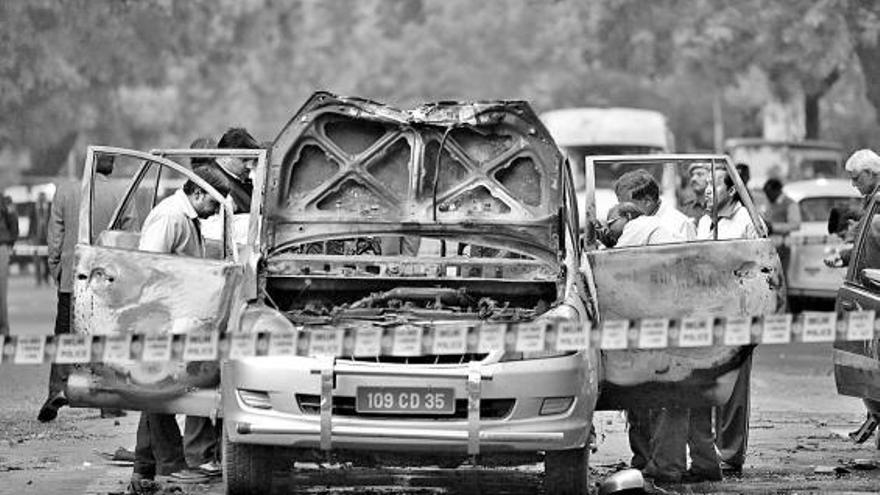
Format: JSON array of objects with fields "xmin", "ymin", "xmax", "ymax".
[{"xmin": 540, "ymin": 107, "xmax": 676, "ymax": 222}]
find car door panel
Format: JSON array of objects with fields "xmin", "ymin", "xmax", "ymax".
[
  {"xmin": 834, "ymin": 283, "xmax": 880, "ymax": 402},
  {"xmin": 589, "ymin": 238, "xmax": 784, "ymax": 409},
  {"xmin": 66, "ymin": 146, "xmax": 243, "ymax": 416}
]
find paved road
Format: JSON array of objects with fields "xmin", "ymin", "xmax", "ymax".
[{"xmin": 1, "ymin": 275, "xmax": 878, "ymax": 494}]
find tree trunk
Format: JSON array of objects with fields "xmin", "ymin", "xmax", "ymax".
[
  {"xmin": 804, "ymin": 93, "xmax": 820, "ymax": 140},
  {"xmin": 848, "ymin": 0, "xmax": 880, "ymax": 125},
  {"xmin": 854, "ymin": 42, "xmax": 880, "ymax": 124}
]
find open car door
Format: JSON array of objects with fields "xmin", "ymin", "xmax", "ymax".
[
  {"xmin": 833, "ymin": 192, "xmax": 880, "ymax": 404},
  {"xmin": 580, "ymin": 154, "xmax": 786, "ymax": 409},
  {"xmin": 65, "ymin": 146, "xmax": 263, "ymax": 416}
]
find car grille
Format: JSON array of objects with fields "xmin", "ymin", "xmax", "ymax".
[
  {"xmin": 338, "ymin": 354, "xmax": 489, "ymax": 365},
  {"xmin": 295, "ymin": 394, "xmax": 514, "ymax": 420}
]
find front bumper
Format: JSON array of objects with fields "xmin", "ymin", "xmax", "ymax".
[{"xmin": 221, "ymin": 352, "xmax": 597, "ymax": 455}]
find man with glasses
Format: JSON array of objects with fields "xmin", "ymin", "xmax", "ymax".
[{"xmin": 830, "ymin": 149, "xmax": 880, "ymax": 447}]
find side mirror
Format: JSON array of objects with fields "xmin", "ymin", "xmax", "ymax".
[{"xmin": 861, "ymin": 268, "xmax": 880, "ymax": 290}]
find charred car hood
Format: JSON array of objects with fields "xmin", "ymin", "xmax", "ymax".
[{"xmin": 265, "ymin": 92, "xmax": 565, "ymax": 260}]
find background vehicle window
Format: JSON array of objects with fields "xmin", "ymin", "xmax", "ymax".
[{"xmin": 799, "ymin": 197, "xmax": 860, "ymax": 223}]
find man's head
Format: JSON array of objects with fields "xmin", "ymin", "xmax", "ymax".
[
  {"xmin": 704, "ymin": 168, "xmax": 738, "ymax": 212},
  {"xmin": 183, "ymin": 166, "xmax": 230, "ymax": 219},
  {"xmin": 189, "ymin": 136, "xmax": 216, "ymax": 169},
  {"xmin": 735, "ymin": 163, "xmax": 751, "ymax": 188},
  {"xmin": 95, "ymin": 154, "xmax": 114, "ymax": 176},
  {"xmin": 603, "ymin": 202, "xmax": 644, "ymax": 247},
  {"xmin": 216, "ymin": 127, "xmax": 260, "ymax": 184},
  {"xmin": 613, "ymin": 169, "xmax": 660, "ymax": 215},
  {"xmin": 762, "ymin": 178, "xmax": 784, "ymax": 203},
  {"xmin": 845, "ymin": 149, "xmax": 880, "ymax": 196},
  {"xmin": 688, "ymin": 162, "xmax": 711, "ymax": 197}
]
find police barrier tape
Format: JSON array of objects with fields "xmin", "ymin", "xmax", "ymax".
[{"xmin": 0, "ymin": 310, "xmax": 877, "ymax": 366}]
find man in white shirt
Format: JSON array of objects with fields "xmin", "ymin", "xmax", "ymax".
[
  {"xmin": 604, "ymin": 202, "xmax": 680, "ymax": 247},
  {"xmin": 697, "ymin": 168, "xmax": 758, "ymax": 241},
  {"xmin": 131, "ymin": 167, "xmax": 230, "ymax": 488},
  {"xmin": 600, "ymin": 203, "xmax": 700, "ymax": 482},
  {"xmin": 696, "ymin": 166, "xmax": 758, "ymax": 478},
  {"xmin": 614, "ymin": 169, "xmax": 696, "ymax": 241}
]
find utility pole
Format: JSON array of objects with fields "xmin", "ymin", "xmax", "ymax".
[{"xmin": 713, "ymin": 91, "xmax": 724, "ymax": 153}]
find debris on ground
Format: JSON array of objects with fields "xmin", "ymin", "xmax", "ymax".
[
  {"xmin": 848, "ymin": 459, "xmax": 878, "ymax": 470},
  {"xmin": 813, "ymin": 465, "xmax": 850, "ymax": 475}
]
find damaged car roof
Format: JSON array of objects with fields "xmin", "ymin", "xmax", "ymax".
[{"xmin": 264, "ymin": 92, "xmax": 566, "ymax": 258}]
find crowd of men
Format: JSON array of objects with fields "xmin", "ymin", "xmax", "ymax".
[
  {"xmin": 595, "ymin": 161, "xmax": 754, "ymax": 484},
  {"xmin": 592, "ymin": 149, "xmax": 880, "ymax": 485}
]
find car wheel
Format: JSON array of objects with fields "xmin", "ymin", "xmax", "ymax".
[
  {"xmin": 223, "ymin": 425, "xmax": 292, "ymax": 495},
  {"xmin": 544, "ymin": 445, "xmax": 589, "ymax": 495}
]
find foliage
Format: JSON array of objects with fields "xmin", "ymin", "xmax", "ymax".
[{"xmin": 1, "ymin": 0, "xmax": 879, "ymax": 178}]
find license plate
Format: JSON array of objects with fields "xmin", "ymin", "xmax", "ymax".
[{"xmin": 355, "ymin": 387, "xmax": 455, "ymax": 415}]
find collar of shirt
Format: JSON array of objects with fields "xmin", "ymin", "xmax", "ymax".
[
  {"xmin": 173, "ymin": 188, "xmax": 199, "ymax": 221},
  {"xmin": 715, "ymin": 200, "xmax": 741, "ymax": 220}
]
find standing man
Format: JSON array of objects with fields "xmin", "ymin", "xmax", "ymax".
[
  {"xmin": 680, "ymin": 162, "xmax": 711, "ymax": 221},
  {"xmin": 0, "ymin": 195, "xmax": 18, "ymax": 336},
  {"xmin": 130, "ymin": 166, "xmax": 230, "ymax": 488},
  {"xmin": 601, "ymin": 203, "xmax": 714, "ymax": 483},
  {"xmin": 761, "ymin": 178, "xmax": 801, "ymax": 271},
  {"xmin": 181, "ymin": 128, "xmax": 260, "ymax": 476},
  {"xmin": 830, "ymin": 149, "xmax": 880, "ymax": 446},
  {"xmin": 38, "ymin": 154, "xmax": 132, "ymax": 422},
  {"xmin": 697, "ymin": 167, "xmax": 758, "ymax": 477}
]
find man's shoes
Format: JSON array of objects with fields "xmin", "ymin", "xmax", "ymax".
[
  {"xmin": 37, "ymin": 392, "xmax": 69, "ymax": 423},
  {"xmin": 100, "ymin": 408, "xmax": 127, "ymax": 419},
  {"xmin": 720, "ymin": 462, "xmax": 743, "ymax": 477},
  {"xmin": 156, "ymin": 468, "xmax": 210, "ymax": 484},
  {"xmin": 681, "ymin": 469, "xmax": 722, "ymax": 483},
  {"xmin": 195, "ymin": 461, "xmax": 222, "ymax": 477},
  {"xmin": 849, "ymin": 414, "xmax": 878, "ymax": 444}
]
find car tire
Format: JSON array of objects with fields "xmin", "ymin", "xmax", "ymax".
[
  {"xmin": 544, "ymin": 445, "xmax": 589, "ymax": 495},
  {"xmin": 223, "ymin": 425, "xmax": 291, "ymax": 495}
]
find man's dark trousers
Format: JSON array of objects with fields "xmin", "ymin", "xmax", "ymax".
[
  {"xmin": 134, "ymin": 413, "xmax": 188, "ymax": 477},
  {"xmin": 715, "ymin": 354, "xmax": 752, "ymax": 469},
  {"xmin": 46, "ymin": 292, "xmax": 71, "ymax": 398},
  {"xmin": 184, "ymin": 416, "xmax": 222, "ymax": 467}
]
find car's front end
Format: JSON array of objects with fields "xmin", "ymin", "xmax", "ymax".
[{"xmin": 224, "ymin": 346, "xmax": 595, "ymax": 457}]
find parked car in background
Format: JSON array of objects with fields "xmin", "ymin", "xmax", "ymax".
[
  {"xmin": 540, "ymin": 107, "xmax": 676, "ymax": 222},
  {"xmin": 782, "ymin": 179, "xmax": 860, "ymax": 311}
]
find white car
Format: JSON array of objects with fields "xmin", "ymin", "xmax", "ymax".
[{"xmin": 782, "ymin": 179, "xmax": 860, "ymax": 307}]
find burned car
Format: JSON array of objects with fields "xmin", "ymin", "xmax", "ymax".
[{"xmin": 66, "ymin": 93, "xmax": 598, "ymax": 494}]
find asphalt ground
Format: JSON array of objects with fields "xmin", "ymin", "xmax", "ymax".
[{"xmin": 0, "ymin": 274, "xmax": 878, "ymax": 494}]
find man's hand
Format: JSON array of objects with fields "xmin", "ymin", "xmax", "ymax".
[{"xmin": 593, "ymin": 219, "xmax": 617, "ymax": 248}]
